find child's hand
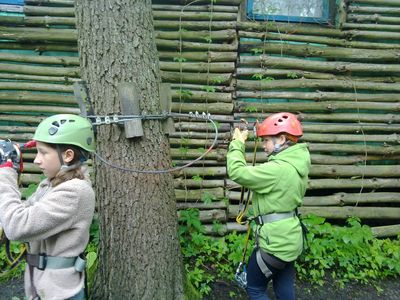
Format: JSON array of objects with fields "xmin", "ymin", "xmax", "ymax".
[{"xmin": 232, "ymin": 128, "xmax": 248, "ymax": 144}]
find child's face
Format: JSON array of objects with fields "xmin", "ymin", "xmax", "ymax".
[
  {"xmin": 34, "ymin": 142, "xmax": 61, "ymax": 179},
  {"xmin": 262, "ymin": 137, "xmax": 276, "ymax": 156},
  {"xmin": 262, "ymin": 135, "xmax": 286, "ymax": 156}
]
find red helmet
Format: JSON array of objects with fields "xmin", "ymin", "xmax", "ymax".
[{"xmin": 256, "ymin": 112, "xmax": 303, "ymax": 138}]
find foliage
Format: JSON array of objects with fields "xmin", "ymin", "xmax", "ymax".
[
  {"xmin": 179, "ymin": 209, "xmax": 253, "ymax": 296},
  {"xmin": 179, "ymin": 210, "xmax": 400, "ymax": 296},
  {"xmin": 296, "ymin": 215, "xmax": 400, "ymax": 288}
]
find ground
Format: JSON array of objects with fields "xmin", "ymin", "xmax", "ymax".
[{"xmin": 1, "ymin": 275, "xmax": 399, "ymax": 299}]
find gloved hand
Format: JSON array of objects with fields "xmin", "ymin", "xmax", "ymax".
[
  {"xmin": 0, "ymin": 140, "xmax": 22, "ymax": 172},
  {"xmin": 0, "ymin": 160, "xmax": 13, "ymax": 169},
  {"xmin": 232, "ymin": 128, "xmax": 248, "ymax": 144}
]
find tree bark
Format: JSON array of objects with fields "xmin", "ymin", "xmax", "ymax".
[{"xmin": 75, "ymin": 1, "xmax": 184, "ymax": 299}]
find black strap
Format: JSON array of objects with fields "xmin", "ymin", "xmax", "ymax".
[
  {"xmin": 259, "ymin": 248, "xmax": 286, "ymax": 270},
  {"xmin": 295, "ymin": 208, "xmax": 309, "ymax": 250}
]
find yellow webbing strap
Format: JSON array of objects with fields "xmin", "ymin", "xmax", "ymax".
[{"xmin": 235, "ymin": 137, "xmax": 258, "ymax": 225}]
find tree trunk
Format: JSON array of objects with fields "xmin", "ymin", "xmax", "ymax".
[{"xmin": 75, "ymin": 1, "xmax": 184, "ymax": 299}]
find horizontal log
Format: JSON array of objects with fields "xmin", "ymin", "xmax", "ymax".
[
  {"xmin": 303, "ymin": 123, "xmax": 400, "ymax": 133},
  {"xmin": 0, "ymin": 52, "xmax": 79, "ymax": 66},
  {"xmin": 172, "ymin": 159, "xmax": 224, "ymax": 167},
  {"xmin": 347, "ymin": 13, "xmax": 400, "ymax": 25},
  {"xmin": 238, "ymin": 55, "xmax": 400, "ymax": 74},
  {"xmin": 176, "ymin": 201, "xmax": 227, "ymax": 210},
  {"xmin": 236, "ymin": 79, "xmax": 400, "ymax": 92},
  {"xmin": 234, "ymin": 112, "xmax": 400, "ymax": 123},
  {"xmin": 350, "ymin": 0, "xmax": 400, "ymax": 6},
  {"xmin": 240, "ymin": 42, "xmax": 400, "ymax": 62},
  {"xmin": 175, "ymin": 187, "xmax": 224, "ymax": 201},
  {"xmin": 153, "ymin": 10, "xmax": 237, "ymax": 21},
  {"xmin": 171, "ymin": 102, "xmax": 233, "ymax": 114},
  {"xmin": 237, "ymin": 68, "xmax": 400, "ymax": 83},
  {"xmin": 303, "ymin": 192, "xmax": 400, "ymax": 206},
  {"xmin": 227, "ymin": 206, "xmax": 400, "ymax": 220},
  {"xmin": 152, "ymin": 0, "xmax": 242, "ymax": 6},
  {"xmin": 236, "ymin": 91, "xmax": 400, "ymax": 103},
  {"xmin": 237, "ymin": 21, "xmax": 343, "ymax": 37},
  {"xmin": 171, "ymin": 83, "xmax": 234, "ymax": 92},
  {"xmin": 0, "ymin": 91, "xmax": 75, "ymax": 104},
  {"xmin": 154, "ymin": 20, "xmax": 236, "ymax": 30},
  {"xmin": 174, "ymin": 121, "xmax": 231, "ymax": 132},
  {"xmin": 152, "ymin": 4, "xmax": 238, "ymax": 13},
  {"xmin": 0, "ymin": 27, "xmax": 77, "ymax": 42},
  {"xmin": 307, "ymin": 143, "xmax": 400, "ymax": 155},
  {"xmin": 0, "ymin": 104, "xmax": 79, "ymax": 114},
  {"xmin": 169, "ymin": 131, "xmax": 230, "ymax": 140},
  {"xmin": 0, "ymin": 133, "xmax": 34, "ymax": 141},
  {"xmin": 0, "ymin": 62, "xmax": 79, "ymax": 77},
  {"xmin": 238, "ymin": 30, "xmax": 400, "ymax": 50},
  {"xmin": 156, "ymin": 38, "xmax": 238, "ymax": 52},
  {"xmin": 310, "ymin": 164, "xmax": 400, "ymax": 178},
  {"xmin": 348, "ymin": 5, "xmax": 400, "ymax": 15},
  {"xmin": 0, "ymin": 73, "xmax": 78, "ymax": 83},
  {"xmin": 162, "ymin": 71, "xmax": 232, "ymax": 85},
  {"xmin": 0, "ymin": 114, "xmax": 46, "ymax": 124},
  {"xmin": 308, "ymin": 178, "xmax": 400, "ymax": 190},
  {"xmin": 300, "ymin": 207, "xmax": 400, "ymax": 220},
  {"xmin": 170, "ymin": 148, "xmax": 226, "ymax": 161},
  {"xmin": 178, "ymin": 209, "xmax": 226, "ymax": 223},
  {"xmin": 20, "ymin": 173, "xmax": 43, "ymax": 185},
  {"xmin": 159, "ymin": 51, "xmax": 237, "ymax": 62},
  {"xmin": 309, "ymin": 154, "xmax": 400, "ymax": 165},
  {"xmin": 160, "ymin": 61, "xmax": 234, "ymax": 73},
  {"xmin": 174, "ymin": 178, "xmax": 225, "ymax": 189},
  {"xmin": 241, "ymin": 151, "xmax": 399, "ymax": 165},
  {"xmin": 24, "ymin": 5, "xmax": 74, "ymax": 16},
  {"xmin": 0, "ymin": 125, "xmax": 35, "ymax": 133},
  {"xmin": 0, "ymin": 82, "xmax": 73, "ymax": 92},
  {"xmin": 176, "ymin": 166, "xmax": 226, "ymax": 177},
  {"xmin": 156, "ymin": 29, "xmax": 236, "ymax": 41},
  {"xmin": 172, "ymin": 89, "xmax": 232, "ymax": 103},
  {"xmin": 343, "ymin": 23, "xmax": 400, "ymax": 32},
  {"xmin": 303, "ymin": 132, "xmax": 400, "ymax": 143},
  {"xmin": 0, "ymin": 42, "xmax": 78, "ymax": 53},
  {"xmin": 236, "ymin": 101, "xmax": 400, "ymax": 113},
  {"xmin": 371, "ymin": 224, "xmax": 400, "ymax": 238},
  {"xmin": 0, "ymin": 15, "xmax": 76, "ymax": 26},
  {"xmin": 26, "ymin": 0, "xmax": 74, "ymax": 5}
]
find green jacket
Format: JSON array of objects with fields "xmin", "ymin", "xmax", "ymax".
[{"xmin": 227, "ymin": 140, "xmax": 311, "ymax": 262}]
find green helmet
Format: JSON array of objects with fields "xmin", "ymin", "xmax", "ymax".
[{"xmin": 33, "ymin": 114, "xmax": 95, "ymax": 152}]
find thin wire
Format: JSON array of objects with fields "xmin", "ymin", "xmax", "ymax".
[
  {"xmin": 352, "ymin": 82, "xmax": 367, "ymax": 207},
  {"xmin": 93, "ymin": 118, "xmax": 219, "ymax": 174}
]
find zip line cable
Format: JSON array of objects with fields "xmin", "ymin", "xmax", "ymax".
[{"xmin": 87, "ymin": 112, "xmax": 219, "ymax": 174}]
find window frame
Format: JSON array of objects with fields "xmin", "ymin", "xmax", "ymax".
[{"xmin": 246, "ymin": 0, "xmax": 332, "ymax": 24}]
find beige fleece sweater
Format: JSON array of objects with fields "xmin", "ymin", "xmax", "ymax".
[{"xmin": 0, "ymin": 168, "xmax": 95, "ymax": 300}]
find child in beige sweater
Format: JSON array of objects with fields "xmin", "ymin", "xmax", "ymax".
[{"xmin": 0, "ymin": 114, "xmax": 96, "ymax": 300}]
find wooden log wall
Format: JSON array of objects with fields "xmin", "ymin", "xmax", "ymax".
[{"xmin": 0, "ymin": 0, "xmax": 399, "ymax": 237}]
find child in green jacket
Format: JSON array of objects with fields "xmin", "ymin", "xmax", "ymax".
[{"xmin": 227, "ymin": 112, "xmax": 311, "ymax": 300}]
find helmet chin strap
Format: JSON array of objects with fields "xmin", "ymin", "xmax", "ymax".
[{"xmin": 271, "ymin": 137, "xmax": 290, "ymax": 154}]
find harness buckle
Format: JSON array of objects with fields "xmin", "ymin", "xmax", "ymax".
[{"xmin": 37, "ymin": 253, "xmax": 47, "ymax": 271}]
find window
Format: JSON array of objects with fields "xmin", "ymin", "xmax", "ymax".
[{"xmin": 247, "ymin": 0, "xmax": 332, "ymax": 24}]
